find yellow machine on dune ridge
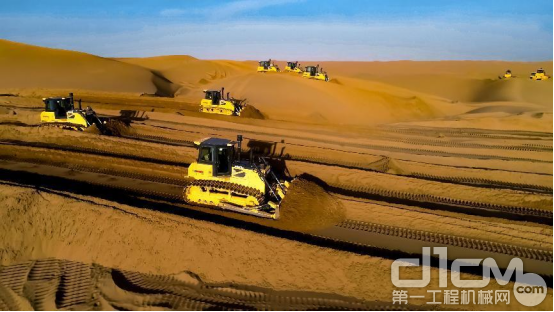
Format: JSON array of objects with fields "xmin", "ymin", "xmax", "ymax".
[
  {"xmin": 200, "ymin": 87, "xmax": 245, "ymax": 116},
  {"xmin": 284, "ymin": 61, "xmax": 303, "ymax": 73},
  {"xmin": 302, "ymin": 65, "xmax": 329, "ymax": 81},
  {"xmin": 40, "ymin": 93, "xmax": 108, "ymax": 132},
  {"xmin": 530, "ymin": 68, "xmax": 550, "ymax": 80},
  {"xmin": 257, "ymin": 59, "xmax": 279, "ymax": 73},
  {"xmin": 184, "ymin": 135, "xmax": 291, "ymax": 219},
  {"xmin": 501, "ymin": 69, "xmax": 512, "ymax": 79}
]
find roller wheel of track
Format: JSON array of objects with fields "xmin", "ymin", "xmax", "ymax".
[{"xmin": 183, "ymin": 180, "xmax": 265, "ymax": 206}]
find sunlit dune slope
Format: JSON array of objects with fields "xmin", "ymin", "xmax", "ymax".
[
  {"xmin": 0, "ymin": 39, "xmax": 178, "ymax": 96},
  {"xmin": 311, "ymin": 61, "xmax": 553, "ymax": 106},
  {"xmin": 1, "ymin": 39, "xmax": 551, "ymax": 126},
  {"xmin": 177, "ymin": 71, "xmax": 467, "ymax": 125}
]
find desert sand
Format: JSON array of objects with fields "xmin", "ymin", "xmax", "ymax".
[{"xmin": 0, "ymin": 39, "xmax": 552, "ymax": 310}]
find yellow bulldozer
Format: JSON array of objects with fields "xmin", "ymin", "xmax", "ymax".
[
  {"xmin": 184, "ymin": 135, "xmax": 291, "ymax": 219},
  {"xmin": 500, "ymin": 69, "xmax": 512, "ymax": 79},
  {"xmin": 284, "ymin": 61, "xmax": 303, "ymax": 73},
  {"xmin": 530, "ymin": 68, "xmax": 550, "ymax": 80},
  {"xmin": 200, "ymin": 87, "xmax": 245, "ymax": 116},
  {"xmin": 40, "ymin": 93, "xmax": 108, "ymax": 133},
  {"xmin": 257, "ymin": 59, "xmax": 279, "ymax": 73},
  {"xmin": 302, "ymin": 65, "xmax": 329, "ymax": 81}
]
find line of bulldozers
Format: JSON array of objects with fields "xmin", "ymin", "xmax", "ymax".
[
  {"xmin": 39, "ymin": 93, "xmax": 292, "ymax": 220},
  {"xmin": 499, "ymin": 68, "xmax": 551, "ymax": 80},
  {"xmin": 257, "ymin": 59, "xmax": 330, "ymax": 82},
  {"xmin": 36, "ymin": 62, "xmax": 553, "ymax": 221}
]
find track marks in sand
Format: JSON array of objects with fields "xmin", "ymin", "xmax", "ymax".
[{"xmin": 0, "ymin": 259, "xmax": 418, "ymax": 310}]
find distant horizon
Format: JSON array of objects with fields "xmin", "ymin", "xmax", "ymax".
[
  {"xmin": 1, "ymin": 0, "xmax": 552, "ymax": 62},
  {"xmin": 4, "ymin": 38, "xmax": 553, "ymax": 63}
]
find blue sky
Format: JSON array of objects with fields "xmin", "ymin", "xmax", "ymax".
[{"xmin": 1, "ymin": 0, "xmax": 552, "ymax": 61}]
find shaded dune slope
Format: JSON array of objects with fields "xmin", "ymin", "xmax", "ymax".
[{"xmin": 117, "ymin": 56, "xmax": 251, "ymax": 92}]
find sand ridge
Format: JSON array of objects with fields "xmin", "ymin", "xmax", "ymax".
[{"xmin": 3, "ymin": 40, "xmax": 551, "ymax": 127}]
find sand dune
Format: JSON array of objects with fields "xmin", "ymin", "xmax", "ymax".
[
  {"xmin": 0, "ymin": 40, "xmax": 551, "ymax": 127},
  {"xmin": 310, "ymin": 61, "xmax": 553, "ymax": 106},
  {"xmin": 117, "ymin": 56, "xmax": 251, "ymax": 91},
  {"xmin": 177, "ymin": 72, "xmax": 466, "ymax": 125},
  {"xmin": 0, "ymin": 40, "xmax": 178, "ymax": 96}
]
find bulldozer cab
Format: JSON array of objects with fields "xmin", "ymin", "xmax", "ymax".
[
  {"xmin": 287, "ymin": 62, "xmax": 298, "ymax": 69},
  {"xmin": 197, "ymin": 138, "xmax": 235, "ymax": 176},
  {"xmin": 304, "ymin": 66, "xmax": 317, "ymax": 76},
  {"xmin": 43, "ymin": 97, "xmax": 74, "ymax": 119},
  {"xmin": 259, "ymin": 60, "xmax": 270, "ymax": 69},
  {"xmin": 537, "ymin": 68, "xmax": 545, "ymax": 74},
  {"xmin": 204, "ymin": 90, "xmax": 221, "ymax": 105}
]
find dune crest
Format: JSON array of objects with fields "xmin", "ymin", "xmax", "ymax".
[
  {"xmin": 0, "ymin": 39, "xmax": 178, "ymax": 96},
  {"xmin": 1, "ymin": 40, "xmax": 551, "ymax": 126}
]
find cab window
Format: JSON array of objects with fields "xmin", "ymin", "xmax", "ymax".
[
  {"xmin": 45, "ymin": 100, "xmax": 57, "ymax": 111},
  {"xmin": 216, "ymin": 147, "xmax": 230, "ymax": 174},
  {"xmin": 198, "ymin": 147, "xmax": 213, "ymax": 163}
]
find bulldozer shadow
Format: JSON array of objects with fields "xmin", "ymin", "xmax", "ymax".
[
  {"xmin": 118, "ymin": 110, "xmax": 150, "ymax": 122},
  {"xmin": 246, "ymin": 138, "xmax": 326, "ymax": 186},
  {"xmin": 246, "ymin": 139, "xmax": 290, "ymax": 178},
  {"xmin": 246, "ymin": 139, "xmax": 284, "ymax": 157}
]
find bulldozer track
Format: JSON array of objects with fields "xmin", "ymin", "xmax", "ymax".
[
  {"xmin": 117, "ymin": 133, "xmax": 553, "ymax": 189},
  {"xmin": 0, "ymin": 283, "xmax": 24, "ymax": 311},
  {"xmin": 123, "ymin": 131, "xmax": 552, "ymax": 163},
  {"xmin": 56, "ymin": 261, "xmax": 92, "ymax": 309},
  {"xmin": 336, "ymin": 220, "xmax": 553, "ymax": 262},
  {"xmin": 292, "ymin": 142, "xmax": 552, "ymax": 163},
  {"xmin": 112, "ymin": 269, "xmax": 406, "ymax": 310},
  {"xmin": 184, "ymin": 180, "xmax": 265, "ymax": 204},
  {"xmin": 408, "ymin": 172, "xmax": 553, "ymax": 194},
  {"xmin": 0, "ymin": 167, "xmax": 552, "ymax": 281},
  {"xmin": 141, "ymin": 131, "xmax": 551, "ymax": 192},
  {"xmin": 329, "ymin": 182, "xmax": 552, "ymax": 220},
  {"xmin": 40, "ymin": 123, "xmax": 85, "ymax": 132},
  {"xmin": 121, "ymin": 133, "xmax": 195, "ymax": 147},
  {"xmin": 287, "ymin": 155, "xmax": 553, "ymax": 194},
  {"xmin": 81, "ymin": 131, "xmax": 553, "ymax": 194},
  {"xmin": 0, "ymin": 259, "xmax": 417, "ymax": 311},
  {"xmin": 380, "ymin": 127, "xmax": 553, "ymax": 141},
  {"xmin": 0, "ymin": 139, "xmax": 187, "ymax": 168},
  {"xmin": 1, "ymin": 155, "xmax": 549, "ymax": 223},
  {"xmin": 0, "ymin": 154, "xmax": 188, "ymax": 187},
  {"xmin": 377, "ymin": 136, "xmax": 552, "ymax": 152},
  {"xmin": 5, "ymin": 134, "xmax": 550, "ymax": 194}
]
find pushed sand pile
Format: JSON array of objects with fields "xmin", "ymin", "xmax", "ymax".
[
  {"xmin": 240, "ymin": 105, "xmax": 265, "ymax": 119},
  {"xmin": 103, "ymin": 119, "xmax": 131, "ymax": 136},
  {"xmin": 278, "ymin": 177, "xmax": 346, "ymax": 232}
]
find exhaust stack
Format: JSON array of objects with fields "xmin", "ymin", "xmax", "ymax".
[{"xmin": 237, "ymin": 135, "xmax": 242, "ymax": 162}]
